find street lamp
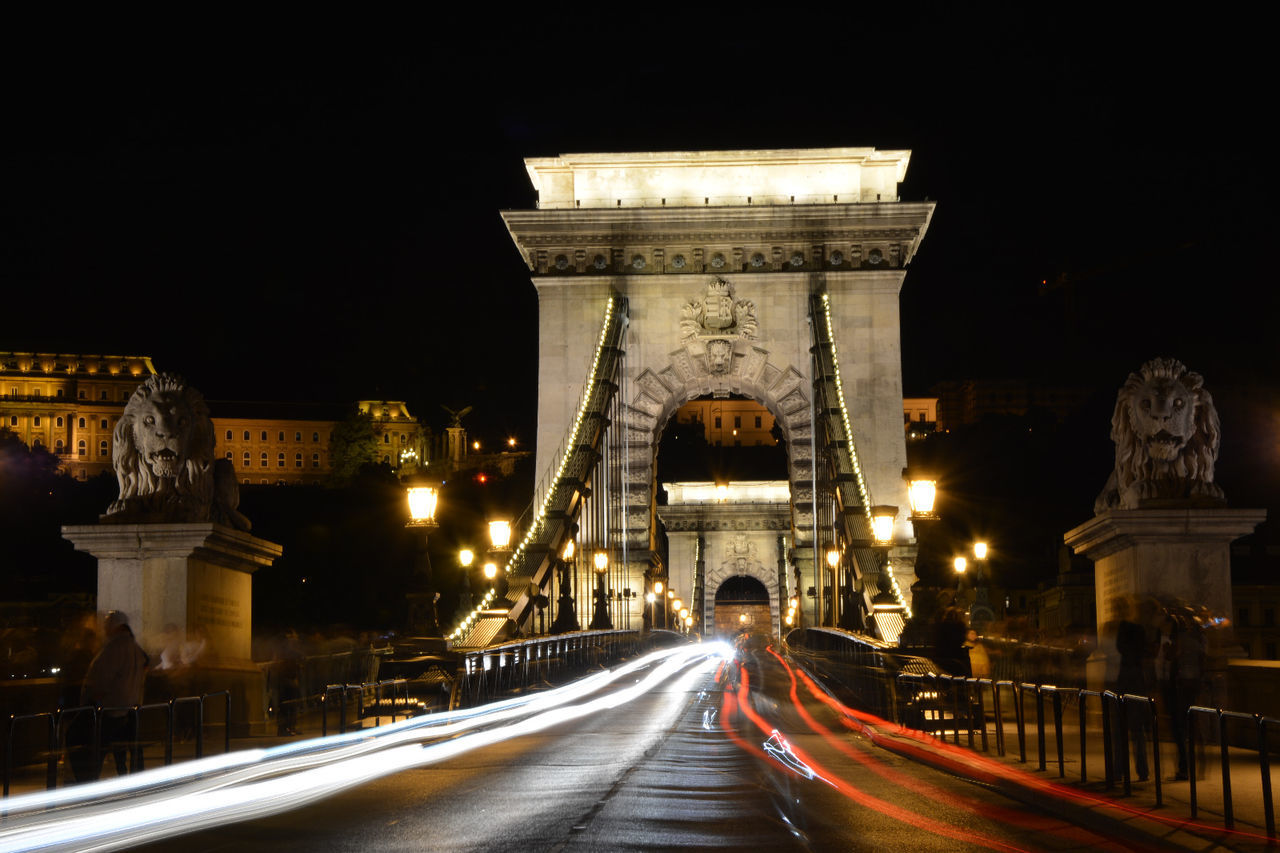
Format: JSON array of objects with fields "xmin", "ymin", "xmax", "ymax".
[
  {"xmin": 488, "ymin": 519, "xmax": 512, "ymax": 552},
  {"xmin": 551, "ymin": 538, "xmax": 580, "ymax": 633},
  {"xmin": 457, "ymin": 547, "xmax": 475, "ymax": 613},
  {"xmin": 905, "ymin": 474, "xmax": 938, "ymax": 521},
  {"xmin": 871, "ymin": 506, "xmax": 898, "ymax": 545},
  {"xmin": 404, "ymin": 481, "xmax": 440, "ymax": 635},
  {"xmin": 590, "ymin": 550, "xmax": 612, "ymax": 630},
  {"xmin": 973, "ymin": 541, "xmax": 988, "ymax": 561}
]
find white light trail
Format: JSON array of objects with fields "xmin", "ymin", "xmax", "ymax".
[{"xmin": 0, "ymin": 642, "xmax": 731, "ymax": 853}]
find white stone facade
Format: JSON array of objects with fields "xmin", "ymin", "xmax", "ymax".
[{"xmin": 503, "ymin": 149, "xmax": 934, "ymax": 623}]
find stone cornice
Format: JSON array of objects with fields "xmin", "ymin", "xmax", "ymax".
[
  {"xmin": 63, "ymin": 522, "xmax": 283, "ymax": 571},
  {"xmin": 657, "ymin": 501, "xmax": 792, "ymax": 532},
  {"xmin": 501, "ymin": 203, "xmax": 935, "ymax": 272},
  {"xmin": 1064, "ymin": 508, "xmax": 1268, "ymax": 560}
]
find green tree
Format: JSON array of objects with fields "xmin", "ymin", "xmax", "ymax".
[{"xmin": 326, "ymin": 410, "xmax": 380, "ymax": 487}]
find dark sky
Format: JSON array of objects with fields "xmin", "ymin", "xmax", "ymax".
[{"xmin": 3, "ymin": 17, "xmax": 1275, "ymax": 459}]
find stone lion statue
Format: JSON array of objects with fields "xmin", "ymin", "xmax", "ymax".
[
  {"xmin": 1094, "ymin": 357, "xmax": 1225, "ymax": 513},
  {"xmin": 105, "ymin": 373, "xmax": 250, "ymax": 530}
]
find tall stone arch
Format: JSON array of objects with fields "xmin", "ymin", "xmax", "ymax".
[
  {"xmin": 623, "ymin": 348, "xmax": 816, "ymax": 555},
  {"xmin": 502, "ymin": 148, "xmax": 935, "ymax": 631}
]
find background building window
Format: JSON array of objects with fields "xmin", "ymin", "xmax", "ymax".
[
  {"xmin": 100, "ymin": 419, "xmax": 108, "ymax": 429},
  {"xmin": 294, "ymin": 431, "xmax": 301, "ymax": 442},
  {"xmin": 78, "ymin": 440, "xmax": 86, "ymax": 456},
  {"xmin": 78, "ymin": 418, "xmax": 86, "ymax": 428},
  {"xmin": 226, "ymin": 430, "xmax": 233, "ymax": 440},
  {"xmin": 311, "ymin": 453, "xmax": 320, "ymax": 468},
  {"xmin": 260, "ymin": 452, "xmax": 268, "ymax": 467},
  {"xmin": 260, "ymin": 431, "xmax": 268, "ymax": 441},
  {"xmin": 56, "ymin": 416, "xmax": 64, "ymax": 427},
  {"xmin": 33, "ymin": 416, "xmax": 41, "ymax": 426},
  {"xmin": 312, "ymin": 432, "xmax": 319, "ymax": 442},
  {"xmin": 278, "ymin": 431, "xmax": 285, "ymax": 442},
  {"xmin": 243, "ymin": 430, "xmax": 251, "ymax": 441},
  {"xmin": 243, "ymin": 451, "xmax": 251, "ymax": 466},
  {"xmin": 294, "ymin": 453, "xmax": 302, "ymax": 468},
  {"xmin": 99, "ymin": 440, "xmax": 108, "ymax": 456},
  {"xmin": 100, "ymin": 391, "xmax": 108, "ymax": 400},
  {"xmin": 277, "ymin": 452, "xmax": 285, "ymax": 467},
  {"xmin": 9, "ymin": 416, "xmax": 17, "ymax": 426}
]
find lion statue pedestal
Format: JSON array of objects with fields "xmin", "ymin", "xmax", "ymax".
[
  {"xmin": 1065, "ymin": 358, "xmax": 1265, "ymax": 691},
  {"xmin": 62, "ymin": 373, "xmax": 282, "ymax": 734}
]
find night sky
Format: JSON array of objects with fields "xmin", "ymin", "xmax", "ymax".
[{"xmin": 3, "ymin": 19, "xmax": 1275, "ymax": 507}]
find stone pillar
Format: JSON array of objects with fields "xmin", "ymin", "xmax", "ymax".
[
  {"xmin": 62, "ymin": 523, "xmax": 282, "ymax": 666},
  {"xmin": 1065, "ymin": 508, "xmax": 1265, "ymax": 688}
]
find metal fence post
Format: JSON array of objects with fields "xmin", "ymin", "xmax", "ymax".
[{"xmin": 1260, "ymin": 716, "xmax": 1275, "ymax": 840}]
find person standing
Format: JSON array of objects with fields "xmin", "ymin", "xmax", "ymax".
[{"xmin": 80, "ymin": 611, "xmax": 149, "ymax": 779}]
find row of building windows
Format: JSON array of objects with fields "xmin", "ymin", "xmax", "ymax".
[
  {"xmin": 25, "ymin": 438, "xmax": 111, "ymax": 456},
  {"xmin": 225, "ymin": 429, "xmax": 331, "ymax": 443},
  {"xmin": 227, "ymin": 451, "xmax": 325, "ymax": 469},
  {"xmin": 9, "ymin": 416, "xmax": 111, "ymax": 429},
  {"xmin": 712, "ymin": 415, "xmax": 763, "ymax": 429},
  {"xmin": 6, "ymin": 387, "xmax": 133, "ymax": 402}
]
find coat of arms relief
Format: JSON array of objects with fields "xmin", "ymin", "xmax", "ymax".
[{"xmin": 679, "ymin": 276, "xmax": 758, "ymax": 374}]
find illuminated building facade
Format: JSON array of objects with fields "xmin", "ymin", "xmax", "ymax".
[
  {"xmin": 674, "ymin": 399, "xmax": 777, "ymax": 447},
  {"xmin": 1, "ymin": 353, "xmax": 425, "ymax": 484},
  {"xmin": 0, "ymin": 352, "xmax": 156, "ymax": 480}
]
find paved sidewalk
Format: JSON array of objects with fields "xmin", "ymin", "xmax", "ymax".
[{"xmin": 866, "ymin": 709, "xmax": 1280, "ymax": 851}]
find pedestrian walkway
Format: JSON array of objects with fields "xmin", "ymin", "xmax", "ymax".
[{"xmin": 865, "ymin": 705, "xmax": 1280, "ymax": 850}]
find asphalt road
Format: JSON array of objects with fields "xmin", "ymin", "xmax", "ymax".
[{"xmin": 121, "ymin": 646, "xmax": 1149, "ymax": 853}]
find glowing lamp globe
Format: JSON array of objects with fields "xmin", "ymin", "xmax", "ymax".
[
  {"xmin": 908, "ymin": 479, "xmax": 937, "ymax": 519},
  {"xmin": 973, "ymin": 541, "xmax": 988, "ymax": 560},
  {"xmin": 871, "ymin": 505, "xmax": 898, "ymax": 545},
  {"xmin": 593, "ymin": 551, "xmax": 608, "ymax": 573},
  {"xmin": 488, "ymin": 520, "xmax": 512, "ymax": 550},
  {"xmin": 406, "ymin": 486, "xmax": 439, "ymax": 526}
]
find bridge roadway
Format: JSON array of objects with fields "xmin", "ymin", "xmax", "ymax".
[{"xmin": 102, "ymin": 645, "xmax": 1182, "ymax": 853}]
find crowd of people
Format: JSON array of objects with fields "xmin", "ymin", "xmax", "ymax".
[{"xmin": 1106, "ymin": 595, "xmax": 1231, "ymax": 781}]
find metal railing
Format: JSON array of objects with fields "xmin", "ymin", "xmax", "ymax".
[
  {"xmin": 4, "ymin": 691, "xmax": 230, "ymax": 797},
  {"xmin": 452, "ymin": 630, "xmax": 645, "ymax": 709},
  {"xmin": 320, "ymin": 679, "xmax": 411, "ymax": 737},
  {"xmin": 785, "ymin": 627, "xmax": 1280, "ymax": 839}
]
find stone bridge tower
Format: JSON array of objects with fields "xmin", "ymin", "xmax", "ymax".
[{"xmin": 502, "ymin": 148, "xmax": 934, "ymax": 630}]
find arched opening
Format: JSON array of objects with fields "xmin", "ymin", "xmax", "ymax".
[
  {"xmin": 656, "ymin": 394, "xmax": 787, "ymax": 485},
  {"xmin": 714, "ymin": 575, "xmax": 771, "ymax": 638}
]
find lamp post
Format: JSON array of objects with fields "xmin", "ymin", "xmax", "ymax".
[
  {"xmin": 825, "ymin": 546, "xmax": 840, "ymax": 627},
  {"xmin": 551, "ymin": 539, "xmax": 580, "ymax": 633},
  {"xmin": 590, "ymin": 550, "xmax": 612, "ymax": 630},
  {"xmin": 969, "ymin": 541, "xmax": 994, "ymax": 630},
  {"xmin": 953, "ymin": 555, "xmax": 968, "ymax": 591},
  {"xmin": 404, "ymin": 482, "xmax": 440, "ymax": 635},
  {"xmin": 487, "ymin": 518, "xmax": 512, "ymax": 602},
  {"xmin": 645, "ymin": 592, "xmax": 656, "ymax": 630},
  {"xmin": 457, "ymin": 547, "xmax": 475, "ymax": 614},
  {"xmin": 654, "ymin": 580, "xmax": 665, "ymax": 629}
]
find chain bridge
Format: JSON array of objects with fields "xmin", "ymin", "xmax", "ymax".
[{"xmin": 452, "ymin": 148, "xmax": 935, "ymax": 648}]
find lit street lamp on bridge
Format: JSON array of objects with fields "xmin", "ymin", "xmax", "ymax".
[
  {"xmin": 590, "ymin": 550, "xmax": 612, "ymax": 630},
  {"xmin": 551, "ymin": 538, "xmax": 580, "ymax": 633},
  {"xmin": 404, "ymin": 481, "xmax": 440, "ymax": 635}
]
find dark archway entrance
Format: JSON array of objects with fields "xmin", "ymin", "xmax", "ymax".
[{"xmin": 714, "ymin": 575, "xmax": 771, "ymax": 638}]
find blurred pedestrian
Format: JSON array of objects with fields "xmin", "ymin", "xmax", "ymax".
[{"xmin": 79, "ymin": 611, "xmax": 149, "ymax": 779}]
